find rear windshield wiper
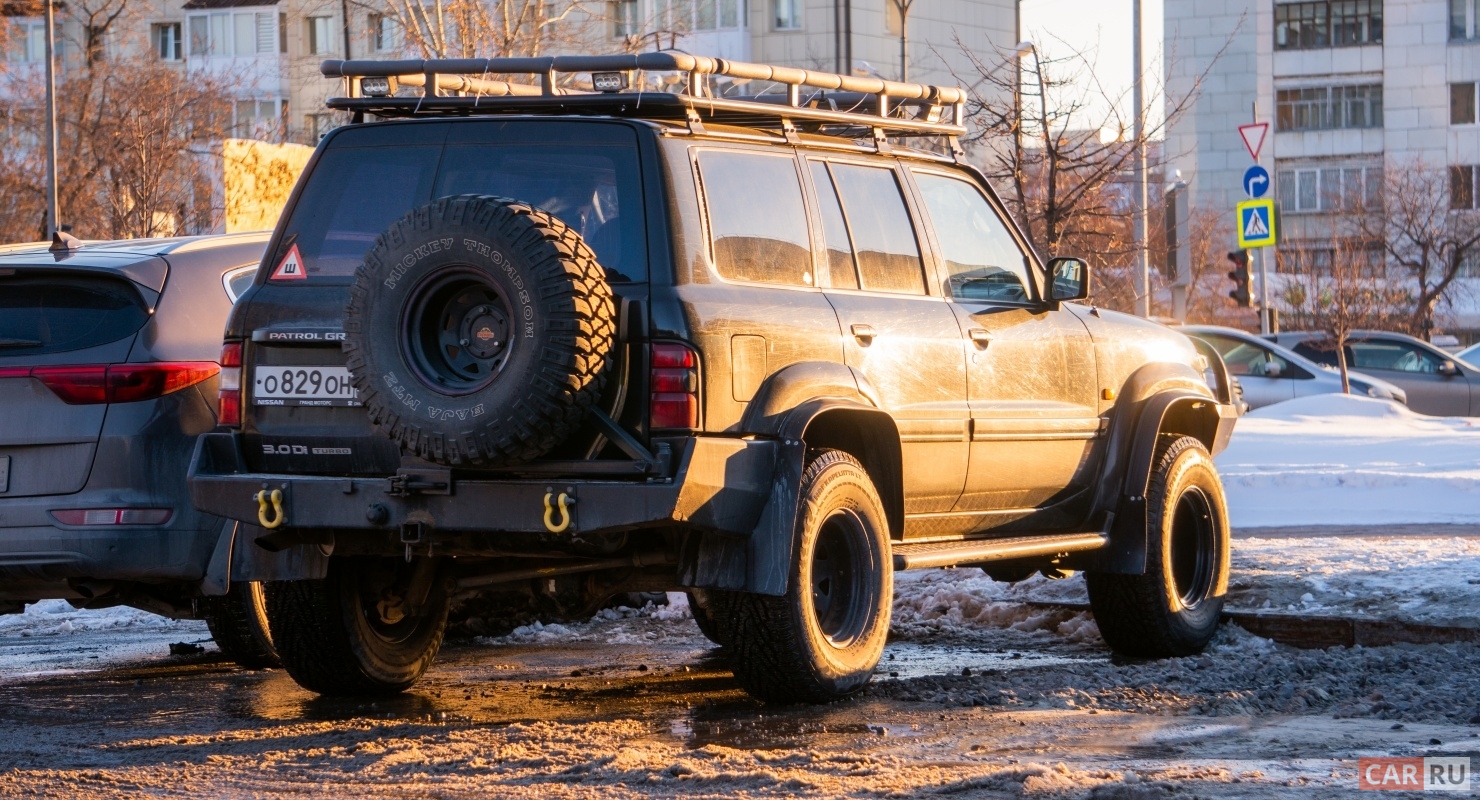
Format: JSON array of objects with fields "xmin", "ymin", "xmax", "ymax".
[{"xmin": 0, "ymin": 338, "xmax": 42, "ymax": 347}]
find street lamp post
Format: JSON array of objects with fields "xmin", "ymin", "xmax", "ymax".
[
  {"xmin": 1132, "ymin": 0, "xmax": 1150, "ymax": 318},
  {"xmin": 43, "ymin": 0, "xmax": 59, "ymax": 236}
]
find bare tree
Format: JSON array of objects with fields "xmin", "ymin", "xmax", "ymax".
[
  {"xmin": 1278, "ymin": 235, "xmax": 1412, "ymax": 393},
  {"xmin": 1360, "ymin": 160, "xmax": 1480, "ymax": 341},
  {"xmin": 382, "ymin": 0, "xmax": 608, "ymax": 61}
]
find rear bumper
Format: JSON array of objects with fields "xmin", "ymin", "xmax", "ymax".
[
  {"xmin": 0, "ymin": 524, "xmax": 217, "ymax": 584},
  {"xmin": 187, "ymin": 432, "xmax": 778, "ymax": 538}
]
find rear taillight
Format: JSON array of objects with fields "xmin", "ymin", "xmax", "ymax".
[
  {"xmin": 218, "ymin": 341, "xmax": 242, "ymax": 427},
  {"xmin": 7, "ymin": 363, "xmax": 218, "ymax": 405},
  {"xmin": 49, "ymin": 508, "xmax": 173, "ymax": 526},
  {"xmin": 650, "ymin": 342, "xmax": 699, "ymax": 429}
]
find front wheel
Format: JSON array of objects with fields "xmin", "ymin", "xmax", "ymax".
[
  {"xmin": 1087, "ymin": 435, "xmax": 1230, "ymax": 657},
  {"xmin": 724, "ymin": 450, "xmax": 892, "ymax": 704},
  {"xmin": 265, "ymin": 557, "xmax": 450, "ymax": 696}
]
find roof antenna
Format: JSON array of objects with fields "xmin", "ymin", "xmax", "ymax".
[{"xmin": 50, "ymin": 228, "xmax": 82, "ymax": 252}]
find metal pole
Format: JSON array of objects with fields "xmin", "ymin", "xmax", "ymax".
[
  {"xmin": 899, "ymin": 5, "xmax": 907, "ymax": 82},
  {"xmin": 43, "ymin": 0, "xmax": 59, "ymax": 236},
  {"xmin": 1254, "ymin": 102, "xmax": 1270, "ymax": 334},
  {"xmin": 1132, "ymin": 0, "xmax": 1149, "ymax": 318}
]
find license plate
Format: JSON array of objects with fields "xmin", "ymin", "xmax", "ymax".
[{"xmin": 252, "ymin": 366, "xmax": 361, "ymax": 407}]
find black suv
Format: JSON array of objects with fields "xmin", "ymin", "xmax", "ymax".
[{"xmin": 189, "ymin": 53, "xmax": 1238, "ymax": 703}]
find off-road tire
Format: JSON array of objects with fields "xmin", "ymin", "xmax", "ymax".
[
  {"xmin": 687, "ymin": 589, "xmax": 731, "ymax": 647},
  {"xmin": 344, "ymin": 194, "xmax": 616, "ymax": 467},
  {"xmin": 723, "ymin": 450, "xmax": 892, "ymax": 704},
  {"xmin": 201, "ymin": 582, "xmax": 279, "ymax": 670},
  {"xmin": 1087, "ymin": 435, "xmax": 1230, "ymax": 658},
  {"xmin": 265, "ymin": 558, "xmax": 450, "ymax": 696}
]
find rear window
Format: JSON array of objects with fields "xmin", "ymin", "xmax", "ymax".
[
  {"xmin": 275, "ymin": 121, "xmax": 648, "ymax": 282},
  {"xmin": 0, "ymin": 275, "xmax": 149, "ymax": 355}
]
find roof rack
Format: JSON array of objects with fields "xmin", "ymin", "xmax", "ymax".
[{"xmin": 319, "ymin": 52, "xmax": 968, "ymax": 140}]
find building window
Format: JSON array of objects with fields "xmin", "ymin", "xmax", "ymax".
[
  {"xmin": 1452, "ymin": 165, "xmax": 1478, "ymax": 209},
  {"xmin": 369, "ymin": 13, "xmax": 400, "ymax": 51},
  {"xmin": 152, "ymin": 22, "xmax": 182, "ymax": 60},
  {"xmin": 774, "ymin": 0, "xmax": 800, "ymax": 29},
  {"xmin": 1276, "ymin": 84, "xmax": 1382, "ymax": 131},
  {"xmin": 5, "ymin": 20, "xmax": 46, "ymax": 63},
  {"xmin": 1454, "ymin": 83, "xmax": 1478, "ymax": 124},
  {"xmin": 234, "ymin": 98, "xmax": 288, "ymax": 140},
  {"xmin": 1278, "ymin": 164, "xmax": 1383, "ymax": 213},
  {"xmin": 1277, "ymin": 241, "xmax": 1385, "ymax": 276},
  {"xmin": 610, "ymin": 0, "xmax": 639, "ymax": 36},
  {"xmin": 187, "ymin": 11, "xmax": 275, "ymax": 57},
  {"xmin": 305, "ymin": 112, "xmax": 337, "ymax": 141},
  {"xmin": 1276, "ymin": 2, "xmax": 1382, "ymax": 49},
  {"xmin": 307, "ymin": 16, "xmax": 335, "ymax": 55},
  {"xmin": 1454, "ymin": 0, "xmax": 1480, "ymax": 39}
]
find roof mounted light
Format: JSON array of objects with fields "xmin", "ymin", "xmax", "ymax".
[
  {"xmin": 360, "ymin": 76, "xmax": 396, "ymax": 96},
  {"xmin": 592, "ymin": 71, "xmax": 628, "ymax": 93}
]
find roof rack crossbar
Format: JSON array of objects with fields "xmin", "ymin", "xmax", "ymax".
[{"xmin": 320, "ymin": 52, "xmax": 969, "ymax": 136}]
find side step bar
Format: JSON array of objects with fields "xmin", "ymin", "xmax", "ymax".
[{"xmin": 891, "ymin": 532, "xmax": 1109, "ymax": 571}]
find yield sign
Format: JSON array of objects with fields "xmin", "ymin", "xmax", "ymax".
[{"xmin": 1239, "ymin": 123, "xmax": 1269, "ymax": 162}]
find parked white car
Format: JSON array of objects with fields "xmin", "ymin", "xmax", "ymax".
[{"xmin": 1183, "ymin": 326, "xmax": 1407, "ymax": 410}]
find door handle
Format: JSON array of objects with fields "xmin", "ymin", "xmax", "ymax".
[
  {"xmin": 968, "ymin": 328, "xmax": 993, "ymax": 348},
  {"xmin": 851, "ymin": 323, "xmax": 877, "ymax": 343}
]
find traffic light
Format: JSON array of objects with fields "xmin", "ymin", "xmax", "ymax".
[{"xmin": 1227, "ymin": 250, "xmax": 1252, "ymax": 308}]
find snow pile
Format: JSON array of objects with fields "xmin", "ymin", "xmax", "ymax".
[
  {"xmin": 479, "ymin": 594, "xmax": 693, "ymax": 647},
  {"xmin": 0, "ymin": 600, "xmax": 192, "ymax": 638},
  {"xmin": 891, "ymin": 569, "xmax": 1099, "ymax": 644},
  {"xmin": 1215, "ymin": 394, "xmax": 1480, "ymax": 528}
]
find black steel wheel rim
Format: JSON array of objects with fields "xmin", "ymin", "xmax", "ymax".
[
  {"xmin": 402, "ymin": 267, "xmax": 515, "ymax": 395},
  {"xmin": 356, "ymin": 561, "xmax": 422, "ymax": 645},
  {"xmin": 1169, "ymin": 486, "xmax": 1217, "ymax": 609},
  {"xmin": 811, "ymin": 509, "xmax": 872, "ymax": 648}
]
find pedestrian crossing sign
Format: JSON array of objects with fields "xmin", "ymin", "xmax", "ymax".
[{"xmin": 1236, "ymin": 198, "xmax": 1277, "ymax": 248}]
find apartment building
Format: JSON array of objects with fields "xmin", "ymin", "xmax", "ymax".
[
  {"xmin": 4, "ymin": 0, "xmax": 1015, "ymax": 147},
  {"xmin": 1164, "ymin": 0, "xmax": 1480, "ymax": 336}
]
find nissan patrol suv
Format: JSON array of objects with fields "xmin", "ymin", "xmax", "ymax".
[{"xmin": 188, "ymin": 53, "xmax": 1238, "ymax": 704}]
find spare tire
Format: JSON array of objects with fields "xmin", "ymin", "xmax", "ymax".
[{"xmin": 344, "ymin": 194, "xmax": 616, "ymax": 466}]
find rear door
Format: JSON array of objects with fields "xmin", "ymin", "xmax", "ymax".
[
  {"xmin": 806, "ymin": 157, "xmax": 969, "ymax": 528},
  {"xmin": 239, "ymin": 119, "xmax": 654, "ymax": 474},
  {"xmin": 1344, "ymin": 338, "xmax": 1470, "ymax": 416},
  {"xmin": 0, "ymin": 270, "xmax": 156, "ymax": 497}
]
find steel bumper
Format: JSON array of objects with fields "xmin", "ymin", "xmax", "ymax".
[{"xmin": 187, "ymin": 432, "xmax": 778, "ymax": 537}]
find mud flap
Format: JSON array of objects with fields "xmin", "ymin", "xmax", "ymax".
[
  {"xmin": 680, "ymin": 439, "xmax": 806, "ymax": 596},
  {"xmin": 199, "ymin": 520, "xmax": 237, "ymax": 597}
]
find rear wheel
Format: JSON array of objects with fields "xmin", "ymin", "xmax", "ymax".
[
  {"xmin": 201, "ymin": 582, "xmax": 279, "ymax": 670},
  {"xmin": 266, "ymin": 557, "xmax": 449, "ymax": 696},
  {"xmin": 687, "ymin": 589, "xmax": 730, "ymax": 647},
  {"xmin": 723, "ymin": 450, "xmax": 892, "ymax": 704},
  {"xmin": 1087, "ymin": 435, "xmax": 1230, "ymax": 657}
]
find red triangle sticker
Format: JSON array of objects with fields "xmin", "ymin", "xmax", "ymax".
[{"xmin": 270, "ymin": 244, "xmax": 307, "ymax": 281}]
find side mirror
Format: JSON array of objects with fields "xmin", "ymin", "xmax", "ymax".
[
  {"xmin": 1047, "ymin": 257, "xmax": 1090, "ymax": 305},
  {"xmin": 1439, "ymin": 360, "xmax": 1461, "ymax": 377}
]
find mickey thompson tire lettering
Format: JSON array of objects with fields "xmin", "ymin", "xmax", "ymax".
[{"xmin": 343, "ymin": 194, "xmax": 616, "ymax": 466}]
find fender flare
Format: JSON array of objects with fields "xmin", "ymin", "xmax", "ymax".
[
  {"xmin": 682, "ymin": 363, "xmax": 902, "ymax": 596},
  {"xmin": 1077, "ymin": 360, "xmax": 1234, "ymax": 574}
]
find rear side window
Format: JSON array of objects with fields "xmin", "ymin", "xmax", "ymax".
[
  {"xmin": 696, "ymin": 150, "xmax": 812, "ymax": 287},
  {"xmin": 913, "ymin": 172, "xmax": 1033, "ymax": 303},
  {"xmin": 827, "ymin": 163, "xmax": 925, "ymax": 295},
  {"xmin": 276, "ymin": 122, "xmax": 648, "ymax": 282},
  {"xmin": 0, "ymin": 275, "xmax": 149, "ymax": 355},
  {"xmin": 809, "ymin": 160, "xmax": 859, "ymax": 290}
]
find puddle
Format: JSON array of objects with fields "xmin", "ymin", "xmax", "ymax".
[{"xmin": 875, "ymin": 641, "xmax": 1096, "ymax": 680}]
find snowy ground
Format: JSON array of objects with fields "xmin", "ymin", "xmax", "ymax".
[{"xmin": 1216, "ymin": 394, "xmax": 1480, "ymax": 529}]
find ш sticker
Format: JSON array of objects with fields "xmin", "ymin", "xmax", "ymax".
[{"xmin": 271, "ymin": 244, "xmax": 307, "ymax": 280}]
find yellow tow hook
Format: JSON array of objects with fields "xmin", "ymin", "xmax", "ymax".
[
  {"xmin": 255, "ymin": 488, "xmax": 285, "ymax": 530},
  {"xmin": 542, "ymin": 490, "xmax": 574, "ymax": 533}
]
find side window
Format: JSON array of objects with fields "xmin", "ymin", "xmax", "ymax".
[
  {"xmin": 1350, "ymin": 340, "xmax": 1441, "ymax": 373},
  {"xmin": 1199, "ymin": 334, "xmax": 1292, "ymax": 378},
  {"xmin": 828, "ymin": 162, "xmax": 926, "ymax": 295},
  {"xmin": 696, "ymin": 150, "xmax": 813, "ymax": 286},
  {"xmin": 913, "ymin": 171, "xmax": 1033, "ymax": 303},
  {"xmin": 808, "ymin": 160, "xmax": 859, "ymax": 290},
  {"xmin": 223, "ymin": 265, "xmax": 257, "ymax": 302}
]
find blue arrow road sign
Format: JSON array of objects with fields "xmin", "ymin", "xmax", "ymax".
[{"xmin": 1243, "ymin": 165, "xmax": 1270, "ymax": 199}]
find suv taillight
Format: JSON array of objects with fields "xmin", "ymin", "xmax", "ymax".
[
  {"xmin": 218, "ymin": 341, "xmax": 242, "ymax": 427},
  {"xmin": 15, "ymin": 363, "xmax": 219, "ymax": 405},
  {"xmin": 650, "ymin": 342, "xmax": 699, "ymax": 430}
]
